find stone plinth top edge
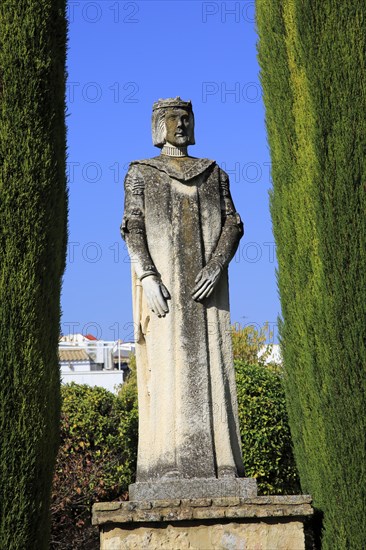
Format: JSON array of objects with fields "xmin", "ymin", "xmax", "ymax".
[{"xmin": 92, "ymin": 495, "xmax": 313, "ymax": 526}]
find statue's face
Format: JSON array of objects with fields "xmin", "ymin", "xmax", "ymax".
[{"xmin": 164, "ymin": 108, "xmax": 193, "ymax": 147}]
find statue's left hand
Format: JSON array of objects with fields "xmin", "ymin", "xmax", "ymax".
[{"xmin": 192, "ymin": 261, "xmax": 222, "ymax": 302}]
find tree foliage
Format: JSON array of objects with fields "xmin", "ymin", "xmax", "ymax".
[
  {"xmin": 256, "ymin": 1, "xmax": 366, "ymax": 546},
  {"xmin": 232, "ymin": 322, "xmax": 273, "ymax": 365},
  {"xmin": 51, "ymin": 381, "xmax": 137, "ymax": 549},
  {"xmin": 233, "ymin": 324, "xmax": 299, "ymax": 494},
  {"xmin": 236, "ymin": 361, "xmax": 300, "ymax": 495},
  {"xmin": 117, "ymin": 354, "xmax": 139, "ymax": 477},
  {"xmin": 0, "ymin": 1, "xmax": 67, "ymax": 547}
]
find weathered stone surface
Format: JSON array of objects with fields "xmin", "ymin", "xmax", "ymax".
[
  {"xmin": 150, "ymin": 498, "xmax": 181, "ymax": 508},
  {"xmin": 181, "ymin": 498, "xmax": 212, "ymax": 507},
  {"xmin": 92, "ymin": 495, "xmax": 313, "ymax": 526},
  {"xmin": 93, "ymin": 502, "xmax": 122, "ymax": 512},
  {"xmin": 192, "ymin": 506, "xmax": 227, "ymax": 520},
  {"xmin": 212, "ymin": 496, "xmax": 241, "ymax": 507},
  {"xmin": 129, "ymin": 477, "xmax": 257, "ymax": 501},
  {"xmin": 138, "ymin": 500, "xmax": 153, "ymax": 510},
  {"xmin": 93, "ymin": 512, "xmax": 133, "ymax": 525},
  {"xmin": 132, "ymin": 510, "xmax": 162, "ymax": 523},
  {"xmin": 161, "ymin": 507, "xmax": 194, "ymax": 521},
  {"xmin": 95, "ymin": 496, "xmax": 313, "ymax": 549},
  {"xmin": 100, "ymin": 521, "xmax": 307, "ymax": 550},
  {"xmin": 241, "ymin": 495, "xmax": 312, "ymax": 505},
  {"xmin": 121, "ymin": 97, "xmax": 247, "ymax": 488}
]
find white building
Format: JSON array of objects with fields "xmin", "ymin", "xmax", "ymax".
[{"xmin": 59, "ymin": 334, "xmax": 135, "ymax": 394}]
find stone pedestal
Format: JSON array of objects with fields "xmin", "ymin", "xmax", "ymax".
[
  {"xmin": 92, "ymin": 495, "xmax": 313, "ymax": 550},
  {"xmin": 129, "ymin": 477, "xmax": 258, "ymax": 500}
]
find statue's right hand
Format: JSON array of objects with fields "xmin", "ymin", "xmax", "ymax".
[{"xmin": 141, "ymin": 275, "xmax": 170, "ymax": 317}]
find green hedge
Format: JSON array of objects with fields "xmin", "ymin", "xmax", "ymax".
[
  {"xmin": 256, "ymin": 1, "xmax": 366, "ymax": 546},
  {"xmin": 51, "ymin": 381, "xmax": 137, "ymax": 549},
  {"xmin": 236, "ymin": 361, "xmax": 299, "ymax": 495}
]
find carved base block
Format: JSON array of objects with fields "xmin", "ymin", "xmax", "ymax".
[
  {"xmin": 129, "ymin": 477, "xmax": 258, "ymax": 500},
  {"xmin": 92, "ymin": 495, "xmax": 313, "ymax": 550}
]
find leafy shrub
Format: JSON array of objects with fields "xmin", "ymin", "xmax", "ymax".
[
  {"xmin": 50, "ymin": 379, "xmax": 137, "ymax": 549},
  {"xmin": 235, "ymin": 360, "xmax": 300, "ymax": 495},
  {"xmin": 116, "ymin": 354, "xmax": 138, "ymax": 486},
  {"xmin": 232, "ymin": 323, "xmax": 299, "ymax": 494}
]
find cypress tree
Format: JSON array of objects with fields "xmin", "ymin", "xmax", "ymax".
[
  {"xmin": 0, "ymin": 1, "xmax": 68, "ymax": 548},
  {"xmin": 256, "ymin": 1, "xmax": 366, "ymax": 547}
]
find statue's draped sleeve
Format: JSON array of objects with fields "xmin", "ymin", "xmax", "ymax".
[
  {"xmin": 120, "ymin": 164, "xmax": 159, "ymax": 280},
  {"xmin": 210, "ymin": 168, "xmax": 244, "ymax": 269}
]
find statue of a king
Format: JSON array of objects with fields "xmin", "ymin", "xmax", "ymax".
[{"xmin": 121, "ymin": 97, "xmax": 246, "ymax": 489}]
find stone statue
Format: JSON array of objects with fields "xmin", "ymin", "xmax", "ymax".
[{"xmin": 121, "ymin": 98, "xmax": 256, "ymax": 500}]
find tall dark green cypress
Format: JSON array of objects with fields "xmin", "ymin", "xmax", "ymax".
[
  {"xmin": 0, "ymin": 1, "xmax": 67, "ymax": 548},
  {"xmin": 256, "ymin": 1, "xmax": 366, "ymax": 547}
]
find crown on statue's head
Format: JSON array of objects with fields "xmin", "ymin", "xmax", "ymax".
[{"xmin": 152, "ymin": 97, "xmax": 193, "ymax": 112}]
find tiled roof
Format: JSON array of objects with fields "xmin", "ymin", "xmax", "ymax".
[{"xmin": 59, "ymin": 349, "xmax": 91, "ymax": 362}]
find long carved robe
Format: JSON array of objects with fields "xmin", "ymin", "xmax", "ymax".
[{"xmin": 121, "ymin": 155, "xmax": 244, "ymax": 481}]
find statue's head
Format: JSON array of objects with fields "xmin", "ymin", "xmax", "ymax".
[{"xmin": 152, "ymin": 97, "xmax": 195, "ymax": 148}]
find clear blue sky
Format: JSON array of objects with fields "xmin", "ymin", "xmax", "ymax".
[{"xmin": 62, "ymin": 0, "xmax": 280, "ymax": 343}]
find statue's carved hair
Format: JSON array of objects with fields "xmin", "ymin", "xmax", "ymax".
[{"xmin": 151, "ymin": 108, "xmax": 195, "ymax": 148}]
